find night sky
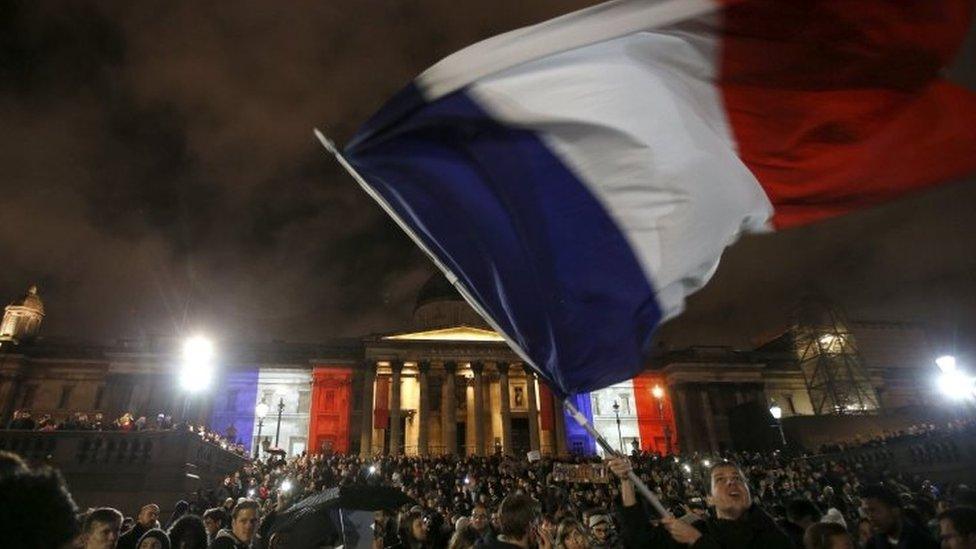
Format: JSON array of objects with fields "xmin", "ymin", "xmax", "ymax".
[{"xmin": 2, "ymin": 1, "xmax": 974, "ymax": 362}]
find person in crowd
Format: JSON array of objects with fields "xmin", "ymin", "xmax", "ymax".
[
  {"xmin": 484, "ymin": 493, "xmax": 550, "ymax": 549},
  {"xmin": 860, "ymin": 485, "xmax": 939, "ymax": 549},
  {"xmin": 803, "ymin": 522, "xmax": 853, "ymax": 549},
  {"xmin": 165, "ymin": 500, "xmax": 189, "ymax": 530},
  {"xmin": 136, "ymin": 528, "xmax": 170, "ymax": 549},
  {"xmin": 80, "ymin": 507, "xmax": 124, "ymax": 549},
  {"xmin": 821, "ymin": 508, "xmax": 847, "ymax": 530},
  {"xmin": 373, "ymin": 509, "xmax": 399, "ymax": 548},
  {"xmin": 6, "ymin": 409, "xmax": 36, "ymax": 429},
  {"xmin": 166, "ymin": 514, "xmax": 208, "ymax": 549},
  {"xmin": 611, "ymin": 456, "xmax": 792, "ymax": 548},
  {"xmin": 555, "ymin": 518, "xmax": 589, "ymax": 549},
  {"xmin": 471, "ymin": 503, "xmax": 495, "ymax": 543},
  {"xmin": 938, "ymin": 507, "xmax": 976, "ymax": 549},
  {"xmin": 587, "ymin": 514, "xmax": 617, "ymax": 549},
  {"xmin": 202, "ymin": 508, "xmax": 229, "ymax": 544},
  {"xmin": 118, "ymin": 504, "xmax": 161, "ymax": 549},
  {"xmin": 448, "ymin": 524, "xmax": 482, "ymax": 549},
  {"xmin": 390, "ymin": 509, "xmax": 429, "ymax": 549},
  {"xmin": 780, "ymin": 498, "xmax": 823, "ymax": 548},
  {"xmin": 211, "ymin": 499, "xmax": 260, "ymax": 549},
  {"xmin": 666, "ymin": 461, "xmax": 791, "ymax": 548},
  {"xmin": 0, "ymin": 465, "xmax": 80, "ymax": 548}
]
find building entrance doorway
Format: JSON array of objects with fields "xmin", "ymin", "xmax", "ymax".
[{"xmin": 511, "ymin": 418, "xmax": 530, "ymax": 455}]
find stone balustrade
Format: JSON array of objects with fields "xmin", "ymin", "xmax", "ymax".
[
  {"xmin": 0, "ymin": 429, "xmax": 246, "ymax": 513},
  {"xmin": 802, "ymin": 429, "xmax": 976, "ymax": 485}
]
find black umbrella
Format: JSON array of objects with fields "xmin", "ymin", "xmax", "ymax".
[{"xmin": 268, "ymin": 485, "xmax": 416, "ymax": 548}]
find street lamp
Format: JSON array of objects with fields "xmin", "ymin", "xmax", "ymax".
[
  {"xmin": 254, "ymin": 400, "xmax": 269, "ymax": 459},
  {"xmin": 274, "ymin": 396, "xmax": 286, "ymax": 448},
  {"xmin": 652, "ymin": 385, "xmax": 672, "ymax": 454},
  {"xmin": 178, "ymin": 335, "xmax": 215, "ymax": 422},
  {"xmin": 612, "ymin": 400, "xmax": 623, "ymax": 454},
  {"xmin": 769, "ymin": 404, "xmax": 787, "ymax": 447}
]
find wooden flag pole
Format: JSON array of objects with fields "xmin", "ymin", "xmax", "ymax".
[{"xmin": 563, "ymin": 398, "xmax": 671, "ymax": 518}]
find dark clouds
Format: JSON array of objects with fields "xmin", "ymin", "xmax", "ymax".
[{"xmin": 1, "ymin": 1, "xmax": 974, "ymax": 363}]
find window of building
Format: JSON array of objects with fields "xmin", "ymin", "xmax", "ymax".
[
  {"xmin": 619, "ymin": 394, "xmax": 631, "ymax": 415},
  {"xmin": 591, "ymin": 394, "xmax": 601, "ymax": 415},
  {"xmin": 20, "ymin": 384, "xmax": 38, "ymax": 408},
  {"xmin": 226, "ymin": 389, "xmax": 239, "ymax": 412},
  {"xmin": 325, "ymin": 390, "xmax": 335, "ymax": 411},
  {"xmin": 58, "ymin": 385, "xmax": 74, "ymax": 410},
  {"xmin": 93, "ymin": 386, "xmax": 105, "ymax": 410},
  {"xmin": 298, "ymin": 391, "xmax": 310, "ymax": 413},
  {"xmin": 513, "ymin": 386, "xmax": 525, "ymax": 409}
]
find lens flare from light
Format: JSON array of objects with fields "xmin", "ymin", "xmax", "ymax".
[{"xmin": 936, "ymin": 355, "xmax": 957, "ymax": 373}]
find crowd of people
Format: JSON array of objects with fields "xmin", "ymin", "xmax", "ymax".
[
  {"xmin": 2, "ymin": 415, "xmax": 975, "ymax": 548},
  {"xmin": 816, "ymin": 418, "xmax": 976, "ymax": 454},
  {"xmin": 5, "ymin": 408, "xmax": 248, "ymax": 456}
]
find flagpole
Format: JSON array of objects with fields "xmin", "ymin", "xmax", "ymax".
[
  {"xmin": 563, "ymin": 398, "xmax": 671, "ymax": 518},
  {"xmin": 316, "ymin": 129, "xmax": 669, "ymax": 517}
]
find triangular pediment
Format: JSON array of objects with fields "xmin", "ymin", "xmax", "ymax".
[{"xmin": 382, "ymin": 325, "xmax": 505, "ymax": 342}]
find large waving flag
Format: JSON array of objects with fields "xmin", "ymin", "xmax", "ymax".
[{"xmin": 335, "ymin": 0, "xmax": 976, "ymax": 397}]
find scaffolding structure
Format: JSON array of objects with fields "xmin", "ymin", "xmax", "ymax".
[{"xmin": 793, "ymin": 296, "xmax": 879, "ymax": 415}]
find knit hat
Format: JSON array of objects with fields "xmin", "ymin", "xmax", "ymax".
[
  {"xmin": 138, "ymin": 528, "xmax": 171, "ymax": 549},
  {"xmin": 588, "ymin": 514, "xmax": 610, "ymax": 529},
  {"xmin": 821, "ymin": 508, "xmax": 848, "ymax": 530}
]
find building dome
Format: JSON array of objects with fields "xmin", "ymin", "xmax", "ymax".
[
  {"xmin": 1, "ymin": 284, "xmax": 44, "ymax": 343},
  {"xmin": 13, "ymin": 285, "xmax": 45, "ymax": 314},
  {"xmin": 415, "ymin": 273, "xmax": 463, "ymax": 311},
  {"xmin": 412, "ymin": 273, "xmax": 488, "ymax": 329}
]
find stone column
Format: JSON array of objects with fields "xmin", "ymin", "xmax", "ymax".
[
  {"xmin": 389, "ymin": 361, "xmax": 403, "ymax": 455},
  {"xmin": 497, "ymin": 363, "xmax": 513, "ymax": 455},
  {"xmin": 553, "ymin": 397, "xmax": 568, "ymax": 456},
  {"xmin": 701, "ymin": 388, "xmax": 720, "ymax": 452},
  {"xmin": 471, "ymin": 362, "xmax": 485, "ymax": 456},
  {"xmin": 524, "ymin": 366, "xmax": 541, "ymax": 452},
  {"xmin": 442, "ymin": 362, "xmax": 458, "ymax": 455},
  {"xmin": 418, "ymin": 361, "xmax": 430, "ymax": 455},
  {"xmin": 359, "ymin": 362, "xmax": 376, "ymax": 457},
  {"xmin": 673, "ymin": 385, "xmax": 695, "ymax": 453}
]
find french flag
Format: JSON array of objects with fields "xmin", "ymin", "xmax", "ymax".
[{"xmin": 334, "ymin": 0, "xmax": 976, "ymax": 397}]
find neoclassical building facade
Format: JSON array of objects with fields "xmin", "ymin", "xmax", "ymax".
[{"xmin": 0, "ymin": 279, "xmax": 945, "ymax": 457}]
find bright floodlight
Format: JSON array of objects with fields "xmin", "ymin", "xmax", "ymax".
[
  {"xmin": 180, "ymin": 335, "xmax": 215, "ymax": 392},
  {"xmin": 652, "ymin": 385, "xmax": 665, "ymax": 399},
  {"xmin": 769, "ymin": 405, "xmax": 783, "ymax": 419},
  {"xmin": 180, "ymin": 362, "xmax": 214, "ymax": 392},
  {"xmin": 183, "ymin": 336, "xmax": 215, "ymax": 365},
  {"xmin": 936, "ymin": 355, "xmax": 957, "ymax": 373},
  {"xmin": 281, "ymin": 480, "xmax": 292, "ymax": 493},
  {"xmin": 256, "ymin": 401, "xmax": 270, "ymax": 419},
  {"xmin": 937, "ymin": 369, "xmax": 976, "ymax": 401},
  {"xmin": 368, "ymin": 465, "xmax": 377, "ymax": 475}
]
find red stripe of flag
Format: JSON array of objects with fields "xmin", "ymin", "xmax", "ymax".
[{"xmin": 720, "ymin": 0, "xmax": 976, "ymax": 228}]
